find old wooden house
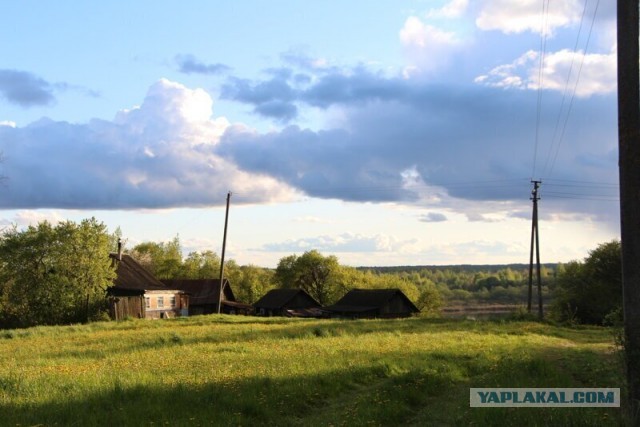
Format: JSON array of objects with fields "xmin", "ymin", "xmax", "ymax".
[
  {"xmin": 108, "ymin": 251, "xmax": 189, "ymax": 320},
  {"xmin": 161, "ymin": 279, "xmax": 253, "ymax": 315},
  {"xmin": 253, "ymin": 288, "xmax": 323, "ymax": 317},
  {"xmin": 325, "ymin": 288, "xmax": 419, "ymax": 319}
]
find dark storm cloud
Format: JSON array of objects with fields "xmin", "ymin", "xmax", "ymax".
[
  {"xmin": 0, "ymin": 70, "xmax": 56, "ymax": 107},
  {"xmin": 176, "ymin": 55, "xmax": 231, "ymax": 75}
]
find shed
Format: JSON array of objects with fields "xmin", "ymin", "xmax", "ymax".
[
  {"xmin": 107, "ymin": 253, "xmax": 189, "ymax": 320},
  {"xmin": 325, "ymin": 289, "xmax": 419, "ymax": 319},
  {"xmin": 253, "ymin": 289, "xmax": 322, "ymax": 317},
  {"xmin": 161, "ymin": 279, "xmax": 253, "ymax": 315}
]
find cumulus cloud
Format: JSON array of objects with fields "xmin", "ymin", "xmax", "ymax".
[
  {"xmin": 399, "ymin": 17, "xmax": 464, "ymax": 72},
  {"xmin": 427, "ymin": 0, "xmax": 469, "ymax": 19},
  {"xmin": 260, "ymin": 232, "xmax": 418, "ymax": 253},
  {"xmin": 0, "ymin": 210, "xmax": 67, "ymax": 227},
  {"xmin": 0, "ymin": 70, "xmax": 56, "ymax": 107},
  {"xmin": 476, "ymin": 0, "xmax": 583, "ymax": 36},
  {"xmin": 475, "ymin": 48, "xmax": 616, "ymax": 97},
  {"xmin": 0, "ymin": 79, "xmax": 296, "ymax": 209},
  {"xmin": 175, "ymin": 54, "xmax": 231, "ymax": 75}
]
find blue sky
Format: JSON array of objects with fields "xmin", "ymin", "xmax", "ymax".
[{"xmin": 0, "ymin": 0, "xmax": 619, "ymax": 266}]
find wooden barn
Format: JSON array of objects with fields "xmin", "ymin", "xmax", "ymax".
[
  {"xmin": 325, "ymin": 289, "xmax": 419, "ymax": 319},
  {"xmin": 253, "ymin": 288, "xmax": 323, "ymax": 317},
  {"xmin": 108, "ymin": 252, "xmax": 189, "ymax": 320},
  {"xmin": 161, "ymin": 279, "xmax": 253, "ymax": 315}
]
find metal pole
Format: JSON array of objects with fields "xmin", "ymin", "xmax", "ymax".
[
  {"xmin": 617, "ymin": 0, "xmax": 640, "ymax": 418},
  {"xmin": 217, "ymin": 192, "xmax": 232, "ymax": 314}
]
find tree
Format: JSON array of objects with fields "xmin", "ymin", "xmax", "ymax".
[
  {"xmin": 0, "ymin": 218, "xmax": 116, "ymax": 328},
  {"xmin": 552, "ymin": 240, "xmax": 622, "ymax": 324},
  {"xmin": 183, "ymin": 250, "xmax": 221, "ymax": 279},
  {"xmin": 274, "ymin": 250, "xmax": 341, "ymax": 305},
  {"xmin": 131, "ymin": 236, "xmax": 184, "ymax": 279}
]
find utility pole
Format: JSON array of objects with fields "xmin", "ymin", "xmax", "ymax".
[
  {"xmin": 617, "ymin": 0, "xmax": 640, "ymax": 418},
  {"xmin": 527, "ymin": 180, "xmax": 543, "ymax": 319},
  {"xmin": 217, "ymin": 191, "xmax": 232, "ymax": 314}
]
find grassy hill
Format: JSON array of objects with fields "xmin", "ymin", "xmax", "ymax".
[{"xmin": 0, "ymin": 316, "xmax": 624, "ymax": 426}]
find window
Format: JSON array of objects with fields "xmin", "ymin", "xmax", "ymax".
[
  {"xmin": 170, "ymin": 296, "xmax": 176, "ymax": 308},
  {"xmin": 157, "ymin": 296, "xmax": 164, "ymax": 308},
  {"xmin": 145, "ymin": 297, "xmax": 150, "ymax": 309}
]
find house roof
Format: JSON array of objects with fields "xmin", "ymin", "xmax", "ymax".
[
  {"xmin": 109, "ymin": 253, "xmax": 169, "ymax": 292},
  {"xmin": 161, "ymin": 279, "xmax": 235, "ymax": 305},
  {"xmin": 325, "ymin": 288, "xmax": 419, "ymax": 314},
  {"xmin": 253, "ymin": 288, "xmax": 320, "ymax": 310}
]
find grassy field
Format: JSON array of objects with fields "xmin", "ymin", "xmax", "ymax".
[{"xmin": 0, "ymin": 316, "xmax": 625, "ymax": 426}]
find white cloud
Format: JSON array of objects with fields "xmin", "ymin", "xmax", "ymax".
[
  {"xmin": 260, "ymin": 232, "xmax": 419, "ymax": 253},
  {"xmin": 399, "ymin": 17, "xmax": 462, "ymax": 72},
  {"xmin": 0, "ymin": 120, "xmax": 16, "ymax": 128},
  {"xmin": 400, "ymin": 17, "xmax": 460, "ymax": 49},
  {"xmin": 476, "ymin": 0, "xmax": 583, "ymax": 36},
  {"xmin": 475, "ymin": 48, "xmax": 616, "ymax": 97},
  {"xmin": 0, "ymin": 210, "xmax": 66, "ymax": 227},
  {"xmin": 427, "ymin": 0, "xmax": 469, "ymax": 19},
  {"xmin": 0, "ymin": 79, "xmax": 297, "ymax": 209}
]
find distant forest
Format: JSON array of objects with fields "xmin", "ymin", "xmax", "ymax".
[{"xmin": 359, "ymin": 264, "xmax": 559, "ymax": 307}]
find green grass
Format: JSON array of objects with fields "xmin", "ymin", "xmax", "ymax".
[{"xmin": 0, "ymin": 316, "xmax": 625, "ymax": 426}]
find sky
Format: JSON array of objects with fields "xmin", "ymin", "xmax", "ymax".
[{"xmin": 0, "ymin": 0, "xmax": 620, "ymax": 267}]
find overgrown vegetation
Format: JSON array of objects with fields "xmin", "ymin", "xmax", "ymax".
[
  {"xmin": 551, "ymin": 240, "xmax": 622, "ymax": 325},
  {"xmin": 0, "ymin": 218, "xmax": 116, "ymax": 328},
  {"xmin": 0, "ymin": 316, "xmax": 623, "ymax": 425}
]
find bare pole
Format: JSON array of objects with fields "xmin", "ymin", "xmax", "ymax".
[
  {"xmin": 617, "ymin": 0, "xmax": 640, "ymax": 418},
  {"xmin": 217, "ymin": 191, "xmax": 232, "ymax": 314},
  {"xmin": 534, "ymin": 191, "xmax": 543, "ymax": 320},
  {"xmin": 527, "ymin": 180, "xmax": 541, "ymax": 314}
]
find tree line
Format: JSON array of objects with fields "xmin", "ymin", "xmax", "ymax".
[{"xmin": 0, "ymin": 217, "xmax": 623, "ymax": 329}]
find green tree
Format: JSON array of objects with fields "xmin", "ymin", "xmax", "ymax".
[
  {"xmin": 0, "ymin": 218, "xmax": 116, "ymax": 328},
  {"xmin": 552, "ymin": 240, "xmax": 622, "ymax": 324},
  {"xmin": 131, "ymin": 236, "xmax": 185, "ymax": 279},
  {"xmin": 274, "ymin": 250, "xmax": 341, "ymax": 305},
  {"xmin": 183, "ymin": 250, "xmax": 221, "ymax": 279}
]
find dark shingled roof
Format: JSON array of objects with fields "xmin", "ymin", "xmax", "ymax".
[
  {"xmin": 253, "ymin": 289, "xmax": 320, "ymax": 310},
  {"xmin": 325, "ymin": 288, "xmax": 419, "ymax": 314},
  {"xmin": 161, "ymin": 279, "xmax": 235, "ymax": 306},
  {"xmin": 109, "ymin": 253, "xmax": 168, "ymax": 291}
]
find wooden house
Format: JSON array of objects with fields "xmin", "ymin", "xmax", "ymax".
[
  {"xmin": 161, "ymin": 279, "xmax": 253, "ymax": 315},
  {"xmin": 108, "ymin": 252, "xmax": 189, "ymax": 320},
  {"xmin": 324, "ymin": 289, "xmax": 419, "ymax": 319},
  {"xmin": 253, "ymin": 289, "xmax": 323, "ymax": 317}
]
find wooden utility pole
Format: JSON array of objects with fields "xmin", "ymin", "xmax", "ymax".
[
  {"xmin": 217, "ymin": 191, "xmax": 232, "ymax": 314},
  {"xmin": 617, "ymin": 0, "xmax": 640, "ymax": 418},
  {"xmin": 527, "ymin": 180, "xmax": 543, "ymax": 319}
]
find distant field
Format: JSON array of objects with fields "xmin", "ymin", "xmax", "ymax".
[{"xmin": 0, "ymin": 316, "xmax": 624, "ymax": 426}]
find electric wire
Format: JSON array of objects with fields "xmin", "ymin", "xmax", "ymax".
[
  {"xmin": 532, "ymin": 0, "xmax": 551, "ymax": 179},
  {"xmin": 543, "ymin": 0, "xmax": 601, "ymax": 179},
  {"xmin": 540, "ymin": 0, "xmax": 589, "ymax": 178}
]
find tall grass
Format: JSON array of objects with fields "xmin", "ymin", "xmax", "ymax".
[{"xmin": 0, "ymin": 316, "xmax": 623, "ymax": 426}]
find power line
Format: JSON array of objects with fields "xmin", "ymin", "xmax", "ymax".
[
  {"xmin": 540, "ymin": 0, "xmax": 590, "ymax": 177},
  {"xmin": 532, "ymin": 0, "xmax": 551, "ymax": 179},
  {"xmin": 543, "ymin": 0, "xmax": 601, "ymax": 179}
]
